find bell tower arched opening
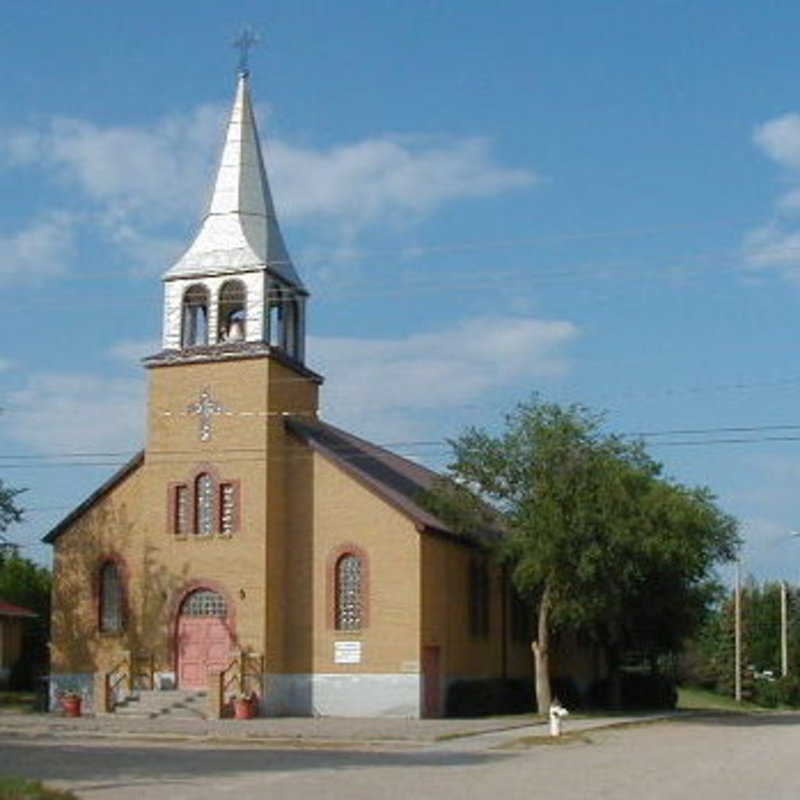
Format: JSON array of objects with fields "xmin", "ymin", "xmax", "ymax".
[
  {"xmin": 181, "ymin": 284, "xmax": 210, "ymax": 347},
  {"xmin": 218, "ymin": 279, "xmax": 247, "ymax": 342}
]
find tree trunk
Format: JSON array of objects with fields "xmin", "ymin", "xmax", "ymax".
[{"xmin": 531, "ymin": 583, "xmax": 552, "ymax": 713}]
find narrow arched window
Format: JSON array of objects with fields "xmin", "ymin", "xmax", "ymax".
[
  {"xmin": 195, "ymin": 472, "xmax": 215, "ymax": 535},
  {"xmin": 218, "ymin": 280, "xmax": 247, "ymax": 342},
  {"xmin": 335, "ymin": 554, "xmax": 363, "ymax": 631},
  {"xmin": 182, "ymin": 284, "xmax": 210, "ymax": 347},
  {"xmin": 99, "ymin": 561, "xmax": 123, "ymax": 633}
]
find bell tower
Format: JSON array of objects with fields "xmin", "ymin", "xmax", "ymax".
[{"xmin": 156, "ymin": 69, "xmax": 307, "ymax": 363}]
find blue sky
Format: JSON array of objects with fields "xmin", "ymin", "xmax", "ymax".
[{"xmin": 3, "ymin": 0, "xmax": 800, "ymax": 581}]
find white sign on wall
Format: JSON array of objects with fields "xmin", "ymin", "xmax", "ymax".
[{"xmin": 334, "ymin": 641, "xmax": 362, "ymax": 664}]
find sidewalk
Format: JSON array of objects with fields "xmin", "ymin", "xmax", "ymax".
[{"xmin": 0, "ymin": 710, "xmax": 679, "ymax": 748}]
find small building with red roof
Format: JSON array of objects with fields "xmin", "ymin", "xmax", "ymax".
[{"xmin": 0, "ymin": 598, "xmax": 36, "ymax": 688}]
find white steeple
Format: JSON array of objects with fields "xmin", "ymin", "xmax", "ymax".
[{"xmin": 159, "ymin": 71, "xmax": 307, "ymax": 362}]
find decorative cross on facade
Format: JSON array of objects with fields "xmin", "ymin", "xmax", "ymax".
[
  {"xmin": 233, "ymin": 27, "xmax": 261, "ymax": 75},
  {"xmin": 187, "ymin": 387, "xmax": 227, "ymax": 442}
]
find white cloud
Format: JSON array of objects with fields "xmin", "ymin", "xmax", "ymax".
[
  {"xmin": 2, "ymin": 373, "xmax": 145, "ymax": 454},
  {"xmin": 270, "ymin": 136, "xmax": 535, "ymax": 234},
  {"xmin": 744, "ymin": 113, "xmax": 800, "ymax": 281},
  {"xmin": 5, "ymin": 105, "xmax": 222, "ymax": 220},
  {"xmin": 742, "ymin": 224, "xmax": 800, "ymax": 283},
  {"xmin": 753, "ymin": 114, "xmax": 800, "ymax": 171},
  {"xmin": 0, "ymin": 212, "xmax": 76, "ymax": 284},
  {"xmin": 309, "ymin": 315, "xmax": 578, "ymax": 439},
  {"xmin": 0, "ymin": 358, "xmax": 12, "ymax": 371},
  {"xmin": 2, "ymin": 103, "xmax": 536, "ymax": 273}
]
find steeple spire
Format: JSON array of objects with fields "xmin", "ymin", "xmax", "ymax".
[
  {"xmin": 165, "ymin": 72, "xmax": 303, "ymax": 288},
  {"xmin": 159, "ymin": 72, "xmax": 307, "ymax": 363}
]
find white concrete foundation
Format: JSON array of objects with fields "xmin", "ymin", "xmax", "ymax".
[{"xmin": 262, "ymin": 673, "xmax": 421, "ymax": 718}]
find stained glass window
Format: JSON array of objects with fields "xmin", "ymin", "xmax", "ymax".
[
  {"xmin": 336, "ymin": 554, "xmax": 362, "ymax": 630},
  {"xmin": 195, "ymin": 473, "xmax": 214, "ymax": 535},
  {"xmin": 182, "ymin": 589, "xmax": 227, "ymax": 617},
  {"xmin": 174, "ymin": 485, "xmax": 188, "ymax": 534},
  {"xmin": 100, "ymin": 561, "xmax": 123, "ymax": 633},
  {"xmin": 220, "ymin": 483, "xmax": 236, "ymax": 534}
]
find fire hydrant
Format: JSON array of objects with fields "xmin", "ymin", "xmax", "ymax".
[{"xmin": 549, "ymin": 699, "xmax": 569, "ymax": 737}]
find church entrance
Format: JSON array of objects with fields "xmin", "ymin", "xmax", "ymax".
[{"xmin": 176, "ymin": 589, "xmax": 233, "ymax": 689}]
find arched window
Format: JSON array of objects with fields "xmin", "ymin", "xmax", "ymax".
[
  {"xmin": 182, "ymin": 284, "xmax": 210, "ymax": 347},
  {"xmin": 99, "ymin": 560, "xmax": 123, "ymax": 633},
  {"xmin": 195, "ymin": 473, "xmax": 215, "ymax": 535},
  {"xmin": 181, "ymin": 588, "xmax": 227, "ymax": 617},
  {"xmin": 335, "ymin": 553, "xmax": 363, "ymax": 631},
  {"xmin": 169, "ymin": 470, "xmax": 240, "ymax": 537},
  {"xmin": 218, "ymin": 280, "xmax": 247, "ymax": 342}
]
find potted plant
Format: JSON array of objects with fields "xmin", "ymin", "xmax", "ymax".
[
  {"xmin": 60, "ymin": 690, "xmax": 83, "ymax": 717},
  {"xmin": 232, "ymin": 691, "xmax": 257, "ymax": 719}
]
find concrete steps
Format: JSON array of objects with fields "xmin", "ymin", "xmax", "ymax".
[{"xmin": 114, "ymin": 689, "xmax": 208, "ymax": 719}]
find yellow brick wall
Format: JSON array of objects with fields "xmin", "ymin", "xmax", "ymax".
[
  {"xmin": 284, "ymin": 447, "xmax": 421, "ymax": 675},
  {"xmin": 51, "ymin": 353, "xmax": 319, "ymax": 678},
  {"xmin": 420, "ymin": 535, "xmax": 532, "ymax": 680},
  {"xmin": 50, "ymin": 349, "xmax": 533, "ymax": 690}
]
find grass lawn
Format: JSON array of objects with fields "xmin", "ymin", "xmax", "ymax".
[
  {"xmin": 677, "ymin": 685, "xmax": 767, "ymax": 712},
  {"xmin": 0, "ymin": 777, "xmax": 78, "ymax": 800},
  {"xmin": 0, "ymin": 692, "xmax": 35, "ymax": 714}
]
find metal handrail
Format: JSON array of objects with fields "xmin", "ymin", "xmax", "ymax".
[{"xmin": 106, "ymin": 657, "xmax": 131, "ymax": 711}]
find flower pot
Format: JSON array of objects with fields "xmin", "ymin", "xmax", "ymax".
[
  {"xmin": 62, "ymin": 696, "xmax": 82, "ymax": 717},
  {"xmin": 233, "ymin": 698, "xmax": 254, "ymax": 719}
]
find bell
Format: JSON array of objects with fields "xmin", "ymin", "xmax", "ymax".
[{"xmin": 227, "ymin": 319, "xmax": 245, "ymax": 342}]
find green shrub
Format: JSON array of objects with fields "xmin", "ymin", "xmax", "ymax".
[
  {"xmin": 588, "ymin": 672, "xmax": 677, "ymax": 710},
  {"xmin": 0, "ymin": 776, "xmax": 78, "ymax": 799},
  {"xmin": 752, "ymin": 676, "xmax": 800, "ymax": 708},
  {"xmin": 445, "ymin": 678, "xmax": 534, "ymax": 716}
]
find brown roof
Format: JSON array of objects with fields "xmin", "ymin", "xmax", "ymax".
[
  {"xmin": 285, "ymin": 417, "xmax": 498, "ymax": 545},
  {"xmin": 42, "ymin": 420, "xmax": 495, "ymax": 549},
  {"xmin": 42, "ymin": 451, "xmax": 145, "ymax": 544},
  {"xmin": 0, "ymin": 599, "xmax": 37, "ymax": 618}
]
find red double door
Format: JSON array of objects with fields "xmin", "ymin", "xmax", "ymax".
[{"xmin": 177, "ymin": 615, "xmax": 233, "ymax": 689}]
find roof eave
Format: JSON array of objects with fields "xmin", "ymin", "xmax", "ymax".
[{"xmin": 43, "ymin": 451, "xmax": 145, "ymax": 544}]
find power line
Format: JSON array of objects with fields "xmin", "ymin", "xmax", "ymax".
[{"xmin": 7, "ymin": 424, "xmax": 800, "ymax": 471}]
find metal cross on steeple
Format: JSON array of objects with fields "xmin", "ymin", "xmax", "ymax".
[
  {"xmin": 233, "ymin": 27, "xmax": 261, "ymax": 76},
  {"xmin": 187, "ymin": 387, "xmax": 227, "ymax": 442}
]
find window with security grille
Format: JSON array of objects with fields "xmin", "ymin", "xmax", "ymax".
[
  {"xmin": 195, "ymin": 473, "xmax": 214, "ymax": 535},
  {"xmin": 182, "ymin": 589, "xmax": 227, "ymax": 617},
  {"xmin": 99, "ymin": 561, "xmax": 123, "ymax": 633},
  {"xmin": 335, "ymin": 554, "xmax": 362, "ymax": 631},
  {"xmin": 220, "ymin": 483, "xmax": 236, "ymax": 534}
]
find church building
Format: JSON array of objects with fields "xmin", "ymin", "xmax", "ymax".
[{"xmin": 44, "ymin": 69, "xmax": 533, "ymax": 717}]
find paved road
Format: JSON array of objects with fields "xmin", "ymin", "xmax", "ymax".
[{"xmin": 2, "ymin": 713, "xmax": 800, "ymax": 799}]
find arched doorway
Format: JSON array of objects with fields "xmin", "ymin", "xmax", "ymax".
[{"xmin": 176, "ymin": 588, "xmax": 233, "ymax": 689}]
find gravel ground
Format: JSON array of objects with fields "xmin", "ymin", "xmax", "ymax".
[{"xmin": 1, "ymin": 711, "xmax": 799, "ymax": 799}]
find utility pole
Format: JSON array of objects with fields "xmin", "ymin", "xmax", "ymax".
[
  {"xmin": 735, "ymin": 560, "xmax": 742, "ymax": 702},
  {"xmin": 781, "ymin": 581, "xmax": 789, "ymax": 677}
]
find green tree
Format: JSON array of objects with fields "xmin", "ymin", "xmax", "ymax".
[
  {"xmin": 0, "ymin": 479, "xmax": 50, "ymax": 688},
  {"xmin": 428, "ymin": 397, "xmax": 739, "ymax": 712},
  {"xmin": 0, "ymin": 478, "xmax": 24, "ymax": 534}
]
